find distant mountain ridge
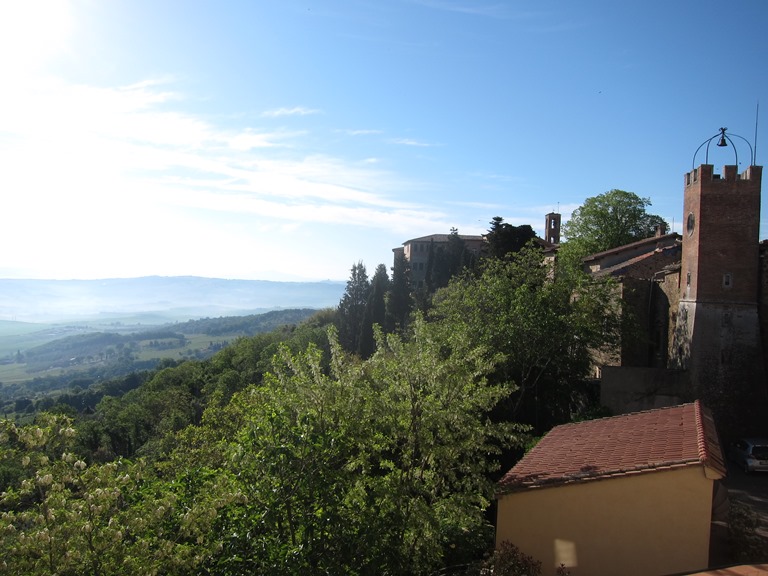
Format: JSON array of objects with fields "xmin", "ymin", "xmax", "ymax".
[{"xmin": 0, "ymin": 276, "xmax": 346, "ymax": 323}]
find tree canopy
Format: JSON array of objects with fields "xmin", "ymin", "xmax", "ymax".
[
  {"xmin": 430, "ymin": 245, "xmax": 619, "ymax": 431},
  {"xmin": 0, "ymin": 319, "xmax": 526, "ymax": 575},
  {"xmin": 0, "ymin": 212, "xmax": 632, "ymax": 574},
  {"xmin": 561, "ymin": 189, "xmax": 668, "ymax": 261},
  {"xmin": 484, "ymin": 217, "xmax": 536, "ymax": 260}
]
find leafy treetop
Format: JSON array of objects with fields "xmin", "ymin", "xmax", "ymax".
[{"xmin": 562, "ymin": 189, "xmax": 668, "ymax": 258}]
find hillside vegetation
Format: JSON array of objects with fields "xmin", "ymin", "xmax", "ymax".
[
  {"xmin": 0, "ymin": 309, "xmax": 319, "ymax": 418},
  {"xmin": 0, "ymin": 218, "xmax": 634, "ymax": 574}
]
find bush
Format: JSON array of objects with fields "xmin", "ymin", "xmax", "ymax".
[{"xmin": 481, "ymin": 541, "xmax": 542, "ymax": 576}]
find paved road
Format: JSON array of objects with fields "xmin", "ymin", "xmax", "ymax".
[
  {"xmin": 724, "ymin": 461, "xmax": 768, "ymax": 540},
  {"xmin": 706, "ymin": 460, "xmax": 768, "ymax": 567}
]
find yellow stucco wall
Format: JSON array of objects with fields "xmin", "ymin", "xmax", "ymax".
[{"xmin": 495, "ymin": 466, "xmax": 714, "ymax": 576}]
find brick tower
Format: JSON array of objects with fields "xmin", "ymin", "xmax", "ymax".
[
  {"xmin": 544, "ymin": 212, "xmax": 561, "ymax": 245},
  {"xmin": 673, "ymin": 161, "xmax": 763, "ymax": 406}
]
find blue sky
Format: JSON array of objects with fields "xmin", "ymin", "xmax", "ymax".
[{"xmin": 1, "ymin": 0, "xmax": 766, "ymax": 281}]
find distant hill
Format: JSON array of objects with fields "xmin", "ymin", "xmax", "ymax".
[
  {"xmin": 0, "ymin": 277, "xmax": 345, "ymax": 323},
  {"xmin": 170, "ymin": 309, "xmax": 320, "ymax": 336},
  {"xmin": 16, "ymin": 309, "xmax": 320, "ymax": 375},
  {"xmin": 0, "ymin": 308, "xmax": 323, "ymax": 407}
]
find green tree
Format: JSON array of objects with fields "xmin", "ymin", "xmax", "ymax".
[
  {"xmin": 387, "ymin": 250, "xmax": 413, "ymax": 334},
  {"xmin": 336, "ymin": 261, "xmax": 370, "ymax": 355},
  {"xmin": 360, "ymin": 263, "xmax": 390, "ymax": 357},
  {"xmin": 357, "ymin": 318, "xmax": 524, "ymax": 573},
  {"xmin": 484, "ymin": 217, "xmax": 536, "ymax": 260},
  {"xmin": 167, "ymin": 321, "xmax": 525, "ymax": 575},
  {"xmin": 430, "ymin": 246, "xmax": 618, "ymax": 430},
  {"xmin": 0, "ymin": 414, "xmax": 234, "ymax": 575},
  {"xmin": 426, "ymin": 228, "xmax": 474, "ymax": 291},
  {"xmin": 560, "ymin": 189, "xmax": 668, "ymax": 268}
]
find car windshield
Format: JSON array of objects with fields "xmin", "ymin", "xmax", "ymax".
[{"xmin": 751, "ymin": 446, "xmax": 768, "ymax": 460}]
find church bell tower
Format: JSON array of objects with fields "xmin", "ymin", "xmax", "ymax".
[{"xmin": 544, "ymin": 212, "xmax": 561, "ymax": 245}]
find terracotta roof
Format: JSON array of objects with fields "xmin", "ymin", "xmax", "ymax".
[
  {"xmin": 593, "ymin": 243, "xmax": 681, "ymax": 280},
  {"xmin": 582, "ymin": 232, "xmax": 681, "ymax": 263},
  {"xmin": 684, "ymin": 565, "xmax": 768, "ymax": 575},
  {"xmin": 497, "ymin": 401, "xmax": 726, "ymax": 495}
]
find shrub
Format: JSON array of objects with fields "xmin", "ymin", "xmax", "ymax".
[{"xmin": 482, "ymin": 541, "xmax": 542, "ymax": 576}]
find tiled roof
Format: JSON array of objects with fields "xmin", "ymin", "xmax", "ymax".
[
  {"xmin": 686, "ymin": 565, "xmax": 768, "ymax": 575},
  {"xmin": 593, "ymin": 243, "xmax": 681, "ymax": 280},
  {"xmin": 582, "ymin": 232, "xmax": 681, "ymax": 263},
  {"xmin": 497, "ymin": 401, "xmax": 726, "ymax": 495}
]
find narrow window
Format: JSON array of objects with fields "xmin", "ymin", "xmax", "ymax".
[{"xmin": 723, "ymin": 273, "xmax": 732, "ymax": 289}]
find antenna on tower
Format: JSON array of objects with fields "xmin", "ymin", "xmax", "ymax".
[{"xmin": 755, "ymin": 100, "xmax": 760, "ymax": 165}]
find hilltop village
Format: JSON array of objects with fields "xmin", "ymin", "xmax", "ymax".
[
  {"xmin": 1, "ymin": 151, "xmax": 767, "ymax": 575},
  {"xmin": 388, "ymin": 157, "xmax": 768, "ymax": 575},
  {"xmin": 397, "ymin": 163, "xmax": 767, "ymax": 434}
]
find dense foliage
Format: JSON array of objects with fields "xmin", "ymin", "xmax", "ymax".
[
  {"xmin": 164, "ymin": 309, "xmax": 319, "ymax": 336},
  {"xmin": 0, "ymin": 318, "xmax": 526, "ymax": 575},
  {"xmin": 0, "ymin": 213, "xmax": 630, "ymax": 573},
  {"xmin": 430, "ymin": 246, "xmax": 618, "ymax": 432},
  {"xmin": 484, "ymin": 218, "xmax": 536, "ymax": 260},
  {"xmin": 560, "ymin": 189, "xmax": 668, "ymax": 268}
]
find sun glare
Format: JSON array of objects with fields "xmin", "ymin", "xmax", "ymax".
[{"xmin": 0, "ymin": 0, "xmax": 74, "ymax": 73}]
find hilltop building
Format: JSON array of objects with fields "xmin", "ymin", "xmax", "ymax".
[
  {"xmin": 593, "ymin": 158, "xmax": 766, "ymax": 428},
  {"xmin": 493, "ymin": 133, "xmax": 764, "ymax": 574},
  {"xmin": 392, "ymin": 234, "xmax": 485, "ymax": 288},
  {"xmin": 393, "ymin": 216, "xmax": 561, "ymax": 288}
]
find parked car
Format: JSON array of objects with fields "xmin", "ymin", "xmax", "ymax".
[{"xmin": 728, "ymin": 438, "xmax": 768, "ymax": 473}]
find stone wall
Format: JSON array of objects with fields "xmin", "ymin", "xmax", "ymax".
[{"xmin": 600, "ymin": 366, "xmax": 687, "ymax": 415}]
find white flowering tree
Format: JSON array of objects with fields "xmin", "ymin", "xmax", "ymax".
[{"xmin": 0, "ymin": 414, "xmax": 236, "ymax": 575}]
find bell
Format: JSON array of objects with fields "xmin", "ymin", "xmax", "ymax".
[{"xmin": 717, "ymin": 127, "xmax": 727, "ymax": 147}]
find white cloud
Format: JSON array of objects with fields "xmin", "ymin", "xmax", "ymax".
[
  {"xmin": 0, "ymin": 71, "xmax": 458, "ymax": 279},
  {"xmin": 339, "ymin": 129, "xmax": 383, "ymax": 136},
  {"xmin": 261, "ymin": 106, "xmax": 322, "ymax": 118},
  {"xmin": 0, "ymin": 2, "xmax": 451, "ymax": 280},
  {"xmin": 390, "ymin": 138, "xmax": 432, "ymax": 147},
  {"xmin": 226, "ymin": 129, "xmax": 300, "ymax": 151},
  {"xmin": 409, "ymin": 0, "xmax": 515, "ymax": 19},
  {"xmin": 0, "ymin": 0, "xmax": 74, "ymax": 75}
]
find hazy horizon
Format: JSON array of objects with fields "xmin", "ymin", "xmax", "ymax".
[{"xmin": 0, "ymin": 277, "xmax": 346, "ymax": 324}]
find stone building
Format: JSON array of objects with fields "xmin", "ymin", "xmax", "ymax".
[
  {"xmin": 393, "ymin": 217, "xmax": 561, "ymax": 288},
  {"xmin": 392, "ymin": 233, "xmax": 485, "ymax": 288},
  {"xmin": 596, "ymin": 161, "xmax": 766, "ymax": 430}
]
